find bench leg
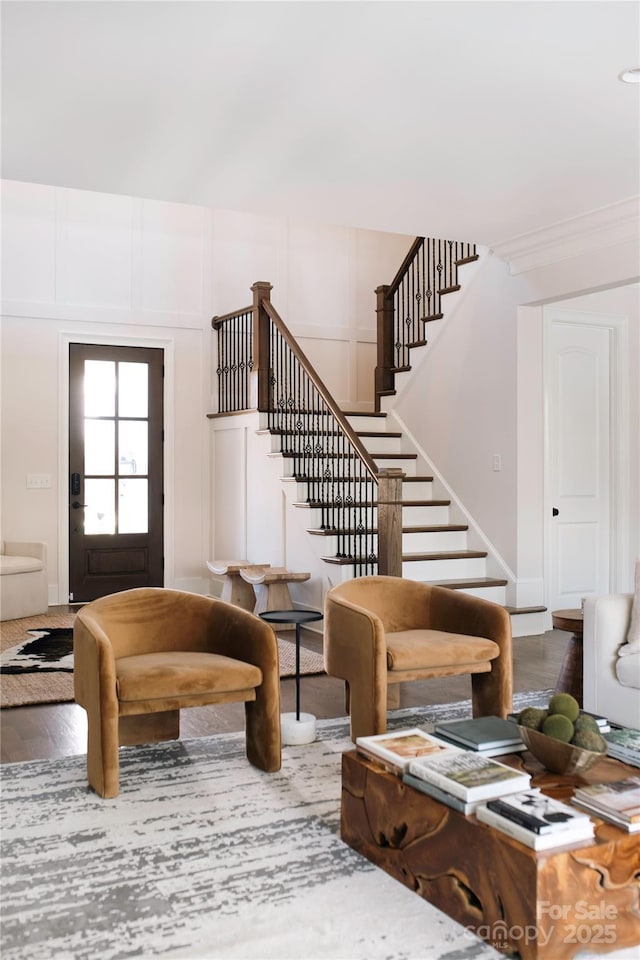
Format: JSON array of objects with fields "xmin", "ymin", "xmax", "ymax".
[
  {"xmin": 219, "ymin": 573, "xmax": 256, "ymax": 611},
  {"xmin": 252, "ymin": 581, "xmax": 294, "ymax": 616}
]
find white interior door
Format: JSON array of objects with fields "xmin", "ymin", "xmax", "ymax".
[{"xmin": 546, "ymin": 317, "xmax": 611, "ymax": 613}]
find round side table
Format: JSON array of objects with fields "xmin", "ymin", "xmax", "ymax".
[
  {"xmin": 259, "ymin": 608, "xmax": 323, "ymax": 745},
  {"xmin": 551, "ymin": 608, "xmax": 584, "ymax": 706}
]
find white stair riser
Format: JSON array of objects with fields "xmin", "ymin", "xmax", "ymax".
[
  {"xmin": 285, "ymin": 479, "xmax": 435, "ymax": 502},
  {"xmin": 510, "ymin": 611, "xmax": 546, "ymax": 638},
  {"xmin": 312, "ymin": 529, "xmax": 468, "ymax": 555},
  {"xmin": 402, "ymin": 556, "xmax": 486, "ymax": 580},
  {"xmin": 401, "ymin": 481, "xmax": 434, "ymax": 500},
  {"xmin": 402, "ymin": 530, "xmax": 467, "ymax": 551},
  {"xmin": 295, "ymin": 502, "xmax": 451, "ymax": 527},
  {"xmin": 402, "ymin": 504, "xmax": 451, "ymax": 524},
  {"xmin": 358, "ymin": 434, "xmax": 402, "ymax": 454},
  {"xmin": 419, "ymin": 583, "xmax": 507, "ymax": 604},
  {"xmin": 373, "ymin": 456, "xmax": 417, "ymax": 476},
  {"xmin": 345, "ymin": 415, "xmax": 388, "ymax": 433}
]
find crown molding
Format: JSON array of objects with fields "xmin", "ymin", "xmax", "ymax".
[{"xmin": 490, "ymin": 196, "xmax": 640, "ymax": 275}]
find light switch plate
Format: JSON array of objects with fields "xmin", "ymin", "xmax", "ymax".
[{"xmin": 26, "ymin": 473, "xmax": 52, "ymax": 489}]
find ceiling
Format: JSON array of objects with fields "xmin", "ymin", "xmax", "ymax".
[{"xmin": 2, "ymin": 1, "xmax": 639, "ymax": 246}]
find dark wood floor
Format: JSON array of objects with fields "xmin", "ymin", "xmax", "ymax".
[{"xmin": 0, "ymin": 607, "xmax": 568, "ymax": 765}]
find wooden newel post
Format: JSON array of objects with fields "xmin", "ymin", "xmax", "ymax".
[
  {"xmin": 251, "ymin": 281, "xmax": 273, "ymax": 412},
  {"xmin": 374, "ymin": 284, "xmax": 394, "ymax": 412},
  {"xmin": 377, "ymin": 467, "xmax": 404, "ymax": 577}
]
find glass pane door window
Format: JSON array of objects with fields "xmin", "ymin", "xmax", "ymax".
[{"xmin": 83, "ymin": 359, "xmax": 149, "ymax": 536}]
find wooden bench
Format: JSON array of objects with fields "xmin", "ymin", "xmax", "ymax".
[{"xmin": 206, "ymin": 560, "xmax": 269, "ymax": 612}]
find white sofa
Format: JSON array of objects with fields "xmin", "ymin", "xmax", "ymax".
[
  {"xmin": 0, "ymin": 541, "xmax": 48, "ymax": 621},
  {"xmin": 583, "ymin": 594, "xmax": 640, "ymax": 730}
]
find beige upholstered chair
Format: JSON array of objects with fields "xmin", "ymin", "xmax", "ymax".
[
  {"xmin": 74, "ymin": 587, "xmax": 281, "ymax": 797},
  {"xmin": 324, "ymin": 576, "xmax": 513, "ymax": 741}
]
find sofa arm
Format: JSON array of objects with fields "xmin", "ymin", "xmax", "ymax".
[
  {"xmin": 3, "ymin": 540, "xmax": 47, "ymax": 562},
  {"xmin": 583, "ymin": 594, "xmax": 633, "ymax": 722}
]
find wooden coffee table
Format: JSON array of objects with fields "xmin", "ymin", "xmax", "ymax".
[{"xmin": 341, "ymin": 748, "xmax": 640, "ymax": 960}]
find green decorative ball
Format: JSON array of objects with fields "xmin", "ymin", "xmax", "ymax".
[
  {"xmin": 542, "ymin": 713, "xmax": 574, "ymax": 743},
  {"xmin": 518, "ymin": 706, "xmax": 548, "ymax": 731},
  {"xmin": 571, "ymin": 729, "xmax": 607, "ymax": 753},
  {"xmin": 548, "ymin": 693, "xmax": 580, "ymax": 723},
  {"xmin": 573, "ymin": 714, "xmax": 600, "ymax": 736}
]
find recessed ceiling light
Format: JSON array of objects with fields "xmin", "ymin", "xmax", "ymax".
[{"xmin": 619, "ymin": 68, "xmax": 640, "ymax": 83}]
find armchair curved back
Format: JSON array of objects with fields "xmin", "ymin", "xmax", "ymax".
[{"xmin": 326, "ymin": 576, "xmax": 433, "ymax": 632}]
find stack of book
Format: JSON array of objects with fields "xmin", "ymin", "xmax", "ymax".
[
  {"xmin": 476, "ymin": 790, "xmax": 595, "ymax": 850},
  {"xmin": 604, "ymin": 728, "xmax": 640, "ymax": 767},
  {"xmin": 403, "ymin": 750, "xmax": 531, "ymax": 816},
  {"xmin": 433, "ymin": 716, "xmax": 525, "ymax": 757},
  {"xmin": 572, "ymin": 777, "xmax": 640, "ymax": 832},
  {"xmin": 356, "ymin": 728, "xmax": 460, "ymax": 776}
]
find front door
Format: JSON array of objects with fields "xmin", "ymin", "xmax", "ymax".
[{"xmin": 69, "ymin": 343, "xmax": 164, "ymax": 601}]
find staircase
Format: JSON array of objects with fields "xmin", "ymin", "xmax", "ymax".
[{"xmin": 210, "ymin": 237, "xmax": 545, "ymax": 637}]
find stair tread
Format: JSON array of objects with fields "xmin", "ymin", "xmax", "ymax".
[
  {"xmin": 427, "ymin": 577, "xmax": 508, "ymax": 588},
  {"xmin": 504, "ymin": 605, "xmax": 547, "ymax": 615},
  {"xmin": 439, "ymin": 284, "xmax": 461, "ymax": 295},
  {"xmin": 357, "ymin": 431, "xmax": 403, "ymax": 438},
  {"xmin": 391, "ymin": 365, "xmax": 411, "ymax": 374},
  {"xmin": 282, "ymin": 474, "xmax": 433, "ymax": 483},
  {"xmin": 407, "ymin": 339, "xmax": 427, "ymax": 348},
  {"xmin": 342, "ymin": 411, "xmax": 386, "ymax": 418},
  {"xmin": 423, "ymin": 312, "xmax": 444, "ymax": 323},
  {"xmin": 403, "ymin": 550, "xmax": 487, "ymax": 561},
  {"xmin": 371, "ymin": 452, "xmax": 418, "ymax": 459},
  {"xmin": 455, "ymin": 254, "xmax": 479, "ymax": 266},
  {"xmin": 293, "ymin": 499, "xmax": 451, "ymax": 508}
]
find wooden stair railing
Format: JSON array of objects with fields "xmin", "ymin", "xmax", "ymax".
[
  {"xmin": 211, "ymin": 305, "xmax": 254, "ymax": 413},
  {"xmin": 211, "ymin": 282, "xmax": 404, "ymax": 578},
  {"xmin": 375, "ymin": 236, "xmax": 478, "ymax": 410}
]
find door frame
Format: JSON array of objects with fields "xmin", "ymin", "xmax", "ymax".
[
  {"xmin": 543, "ymin": 306, "xmax": 629, "ymax": 612},
  {"xmin": 57, "ymin": 331, "xmax": 175, "ymax": 604}
]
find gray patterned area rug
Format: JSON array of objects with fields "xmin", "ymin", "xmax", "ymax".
[{"xmin": 1, "ymin": 693, "xmax": 554, "ymax": 960}]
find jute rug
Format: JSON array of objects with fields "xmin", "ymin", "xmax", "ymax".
[
  {"xmin": 1, "ymin": 692, "xmax": 556, "ymax": 960},
  {"xmin": 0, "ymin": 613, "xmax": 325, "ymax": 709}
]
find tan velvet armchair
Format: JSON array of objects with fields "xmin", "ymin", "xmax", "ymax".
[
  {"xmin": 74, "ymin": 587, "xmax": 281, "ymax": 798},
  {"xmin": 324, "ymin": 576, "xmax": 513, "ymax": 741}
]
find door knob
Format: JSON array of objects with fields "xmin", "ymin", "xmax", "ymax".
[
  {"xmin": 552, "ymin": 507, "xmax": 559, "ymax": 517},
  {"xmin": 71, "ymin": 501, "xmax": 87, "ymax": 509}
]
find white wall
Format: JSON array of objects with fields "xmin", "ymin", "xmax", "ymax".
[
  {"xmin": 0, "ymin": 179, "xmax": 410, "ymax": 602},
  {"xmin": 387, "ymin": 242, "xmax": 639, "ymax": 607},
  {"xmin": 392, "ymin": 252, "xmax": 524, "ymax": 573}
]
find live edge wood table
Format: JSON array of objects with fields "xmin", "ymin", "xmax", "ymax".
[{"xmin": 341, "ymin": 749, "xmax": 640, "ymax": 960}]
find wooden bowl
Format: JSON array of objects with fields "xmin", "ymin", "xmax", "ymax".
[{"xmin": 517, "ymin": 725, "xmax": 603, "ymax": 775}]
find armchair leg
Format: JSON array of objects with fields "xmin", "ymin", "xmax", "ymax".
[
  {"xmin": 119, "ymin": 710, "xmax": 179, "ymax": 746},
  {"xmin": 471, "ymin": 666, "xmax": 513, "ymax": 719},
  {"xmin": 347, "ymin": 675, "xmax": 389, "ymax": 742},
  {"xmin": 85, "ymin": 706, "xmax": 120, "ymax": 799},
  {"xmin": 387, "ymin": 684, "xmax": 401, "ymax": 709},
  {"xmin": 245, "ymin": 698, "xmax": 282, "ymax": 772}
]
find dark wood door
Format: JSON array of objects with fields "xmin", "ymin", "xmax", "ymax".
[{"xmin": 69, "ymin": 343, "xmax": 164, "ymax": 601}]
